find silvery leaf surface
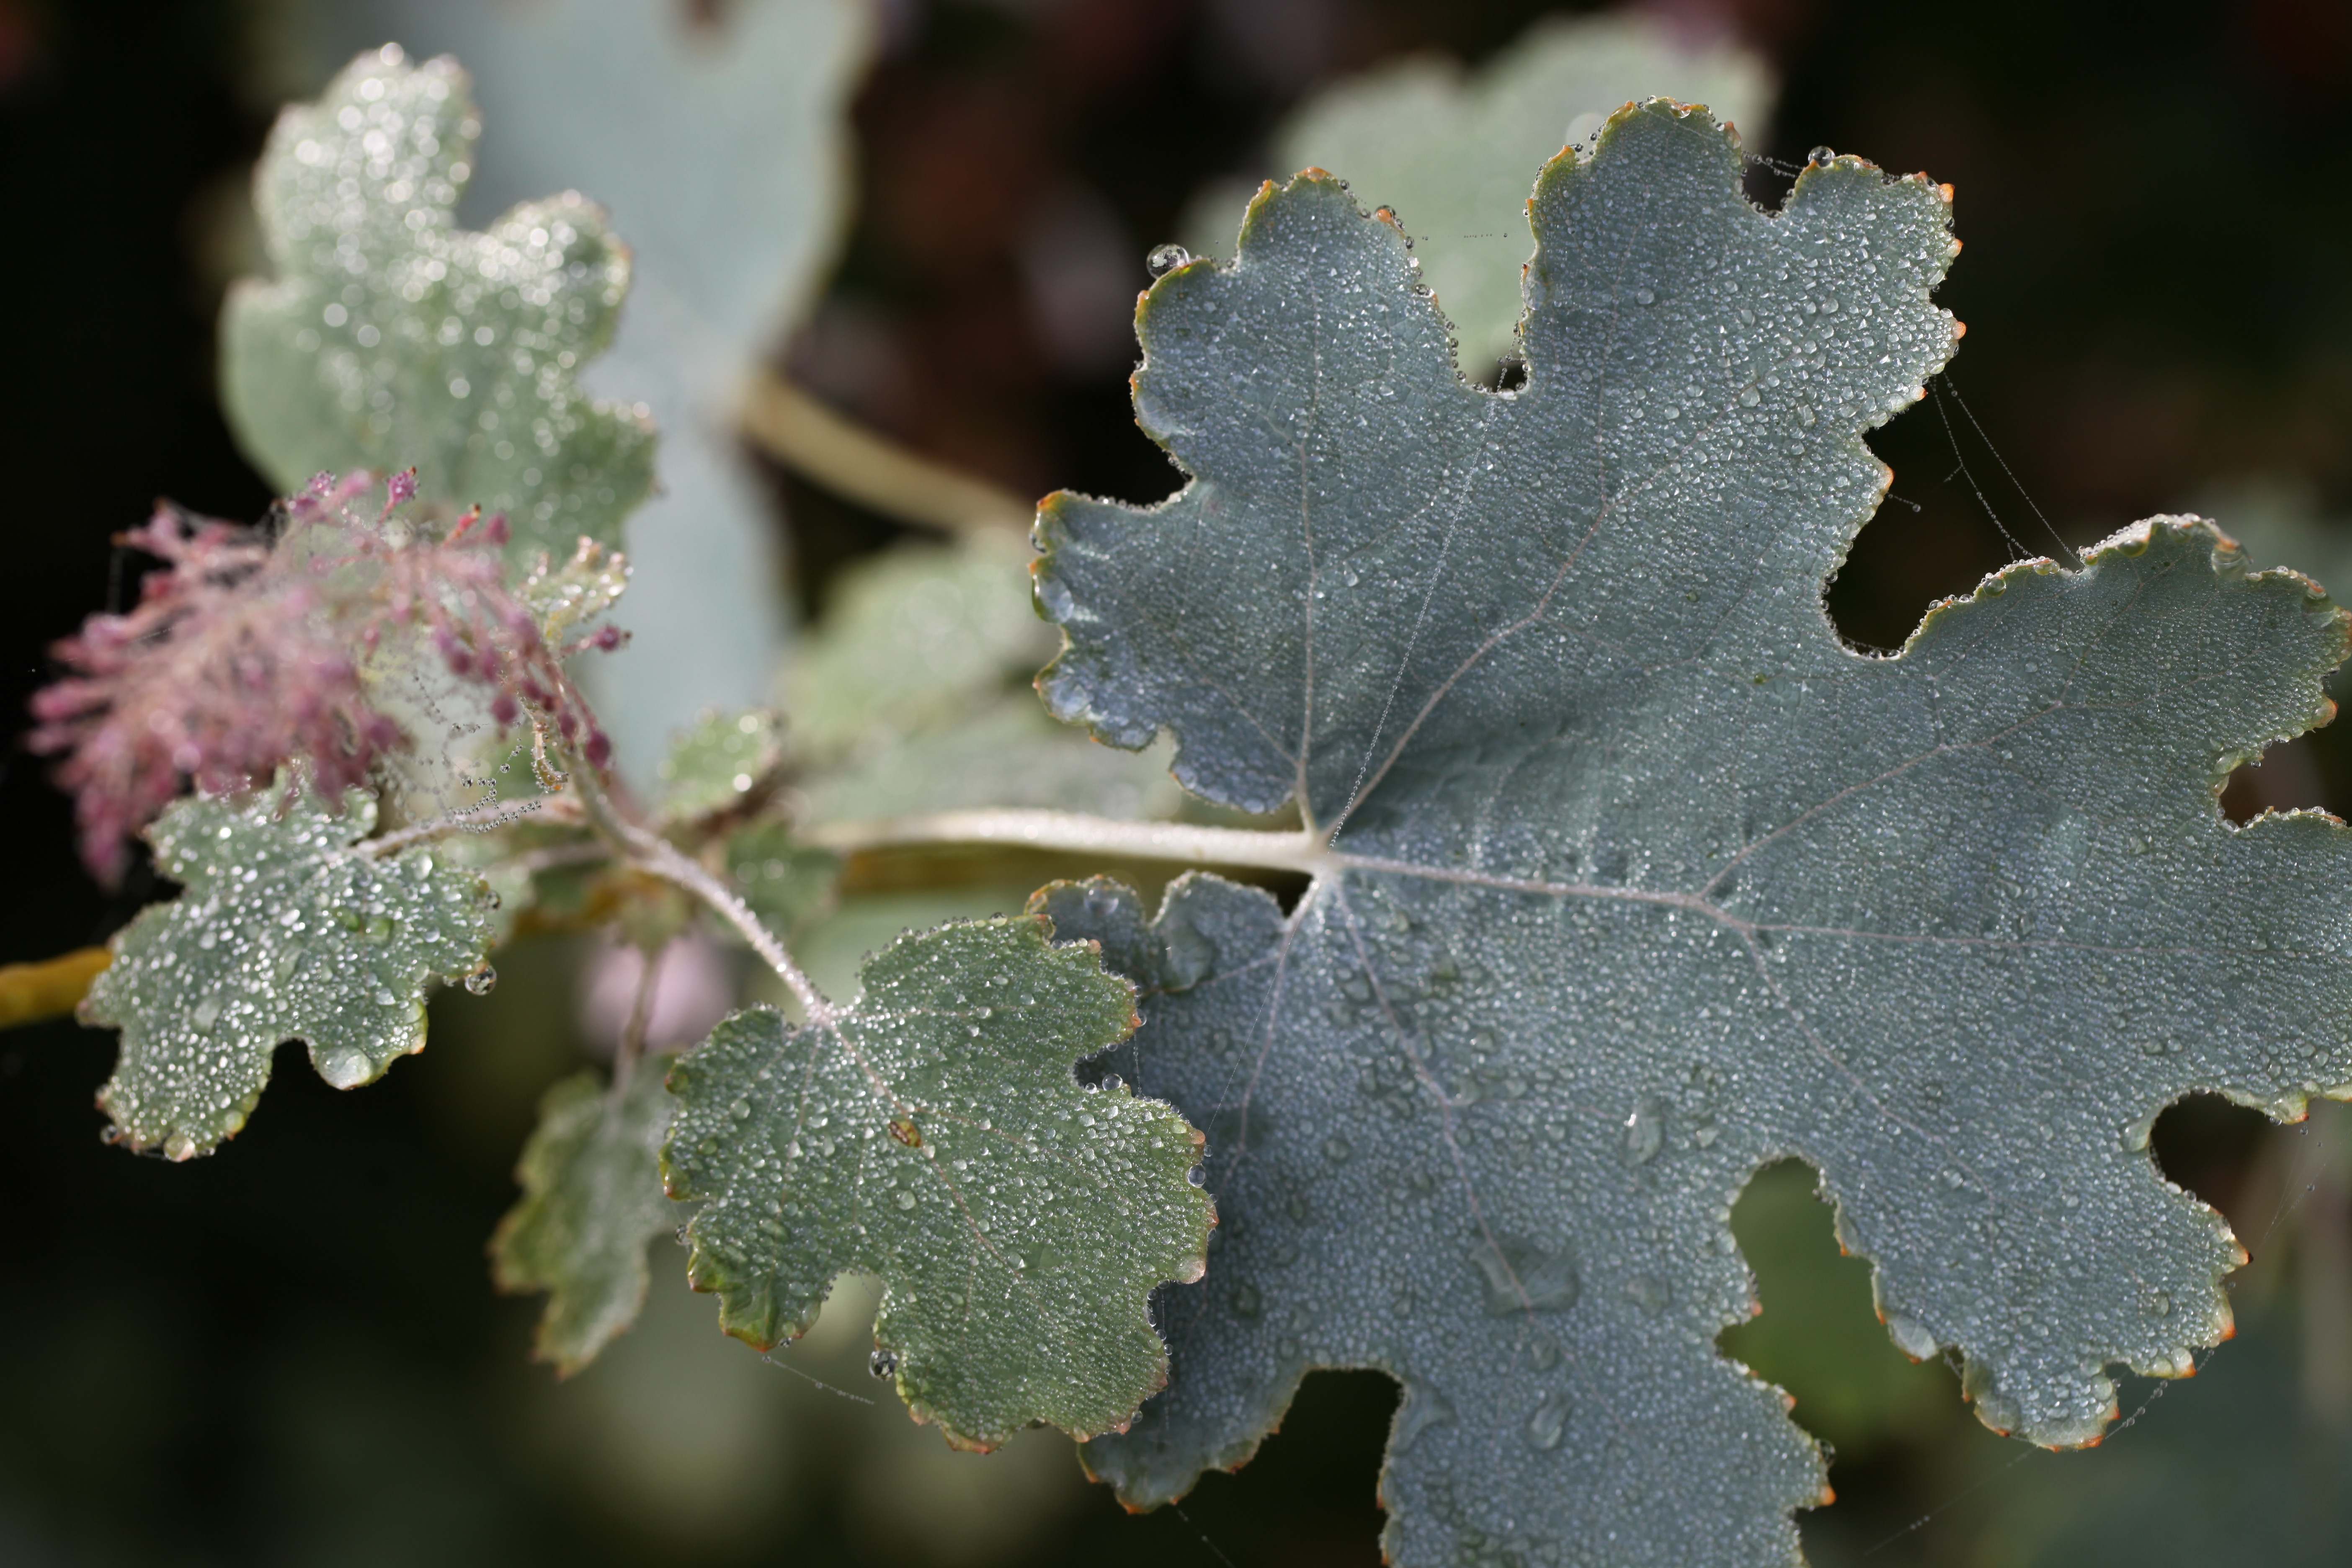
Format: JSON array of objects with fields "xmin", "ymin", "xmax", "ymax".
[{"xmin": 1039, "ymin": 101, "xmax": 2352, "ymax": 1565}]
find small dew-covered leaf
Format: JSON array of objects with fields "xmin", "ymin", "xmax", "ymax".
[
  {"xmin": 656, "ymin": 709, "xmax": 787, "ymax": 824},
  {"xmin": 222, "ymin": 47, "xmax": 655, "ymax": 561},
  {"xmin": 492, "ymin": 1057, "xmax": 679, "ymax": 1375},
  {"xmin": 722, "ymin": 822, "xmax": 838, "ymax": 940},
  {"xmin": 281, "ymin": 0, "xmax": 875, "ymax": 776},
  {"xmin": 82, "ymin": 785, "xmax": 493, "ymax": 1160},
  {"xmin": 662, "ymin": 916, "xmax": 1213, "ymax": 1449},
  {"xmin": 1180, "ymin": 11, "xmax": 1772, "ymax": 377},
  {"xmin": 1039, "ymin": 102, "xmax": 2352, "ymax": 1565},
  {"xmin": 520, "ymin": 536, "xmax": 631, "ymax": 644}
]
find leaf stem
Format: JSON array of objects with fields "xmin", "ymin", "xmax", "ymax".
[
  {"xmin": 0, "ymin": 946, "xmax": 112, "ymax": 1032},
  {"xmin": 805, "ymin": 808, "xmax": 1335, "ymax": 878},
  {"xmin": 739, "ymin": 373, "xmax": 1033, "ymax": 535},
  {"xmin": 570, "ymin": 767, "xmax": 834, "ymax": 1023}
]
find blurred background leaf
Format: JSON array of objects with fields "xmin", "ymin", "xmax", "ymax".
[
  {"xmin": 255, "ymin": 0, "xmax": 877, "ymax": 786},
  {"xmin": 1177, "ymin": 9, "xmax": 1773, "ymax": 379}
]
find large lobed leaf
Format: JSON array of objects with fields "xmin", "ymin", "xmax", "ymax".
[
  {"xmin": 662, "ymin": 916, "xmax": 1215, "ymax": 1450},
  {"xmin": 1035, "ymin": 101, "xmax": 2352, "ymax": 1565},
  {"xmin": 492, "ymin": 1057, "xmax": 680, "ymax": 1375},
  {"xmin": 1181, "ymin": 11, "xmax": 1773, "ymax": 379},
  {"xmin": 223, "ymin": 47, "xmax": 653, "ymax": 563},
  {"xmin": 82, "ymin": 786, "xmax": 493, "ymax": 1160}
]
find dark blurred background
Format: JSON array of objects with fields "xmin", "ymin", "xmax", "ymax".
[{"xmin": 5, "ymin": 1, "xmax": 2352, "ymax": 1563}]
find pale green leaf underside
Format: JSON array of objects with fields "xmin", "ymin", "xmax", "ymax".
[
  {"xmin": 784, "ymin": 534, "xmax": 1061, "ymax": 761},
  {"xmin": 1181, "ymin": 11, "xmax": 1773, "ymax": 378},
  {"xmin": 82, "ymin": 787, "xmax": 493, "ymax": 1161},
  {"xmin": 222, "ymin": 47, "xmax": 654, "ymax": 562},
  {"xmin": 661, "ymin": 917, "xmax": 1214, "ymax": 1450},
  {"xmin": 787, "ymin": 535, "xmax": 1184, "ymax": 824},
  {"xmin": 1037, "ymin": 102, "xmax": 2352, "ymax": 1565},
  {"xmin": 492, "ymin": 1057, "xmax": 679, "ymax": 1375}
]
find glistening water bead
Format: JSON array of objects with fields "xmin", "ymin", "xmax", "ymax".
[{"xmin": 1145, "ymin": 243, "xmax": 1191, "ymax": 278}]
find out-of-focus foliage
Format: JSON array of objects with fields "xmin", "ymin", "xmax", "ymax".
[
  {"xmin": 492, "ymin": 1057, "xmax": 681, "ymax": 1374},
  {"xmin": 1720, "ymin": 1160, "xmax": 1951, "ymax": 1458},
  {"xmin": 1180, "ymin": 10, "xmax": 1773, "ymax": 378},
  {"xmin": 657, "ymin": 709, "xmax": 789, "ymax": 825},
  {"xmin": 263, "ymin": 0, "xmax": 874, "ymax": 781},
  {"xmin": 222, "ymin": 49, "xmax": 655, "ymax": 564},
  {"xmin": 784, "ymin": 534, "xmax": 1185, "ymax": 823}
]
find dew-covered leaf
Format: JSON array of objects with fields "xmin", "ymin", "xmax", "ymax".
[
  {"xmin": 662, "ymin": 916, "xmax": 1213, "ymax": 1450},
  {"xmin": 1973, "ymin": 1104, "xmax": 2352, "ymax": 1566},
  {"xmin": 657, "ymin": 709, "xmax": 786, "ymax": 824},
  {"xmin": 279, "ymin": 0, "xmax": 875, "ymax": 777},
  {"xmin": 492, "ymin": 1056, "xmax": 679, "ymax": 1375},
  {"xmin": 1036, "ymin": 102, "xmax": 2352, "ymax": 1565},
  {"xmin": 222, "ymin": 48, "xmax": 655, "ymax": 562},
  {"xmin": 81, "ymin": 784, "xmax": 493, "ymax": 1160},
  {"xmin": 1179, "ymin": 12, "xmax": 1772, "ymax": 378},
  {"xmin": 520, "ymin": 536, "xmax": 631, "ymax": 644}
]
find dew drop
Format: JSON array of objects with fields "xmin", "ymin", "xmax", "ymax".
[
  {"xmin": 1634, "ymin": 287, "xmax": 1656, "ymax": 306},
  {"xmin": 1145, "ymin": 243, "xmax": 1190, "ymax": 278},
  {"xmin": 464, "ymin": 965, "xmax": 498, "ymax": 996},
  {"xmin": 868, "ymin": 1349, "xmax": 898, "ymax": 1379},
  {"xmin": 1625, "ymin": 1274, "xmax": 1671, "ymax": 1315},
  {"xmin": 1808, "ymin": 145, "xmax": 1835, "ymax": 166},
  {"xmin": 1471, "ymin": 1235, "xmax": 1579, "ymax": 1314},
  {"xmin": 1524, "ymin": 1393, "xmax": 1568, "ymax": 1451},
  {"xmin": 1622, "ymin": 1102, "xmax": 1663, "ymax": 1164},
  {"xmin": 319, "ymin": 1047, "xmax": 371, "ymax": 1088}
]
